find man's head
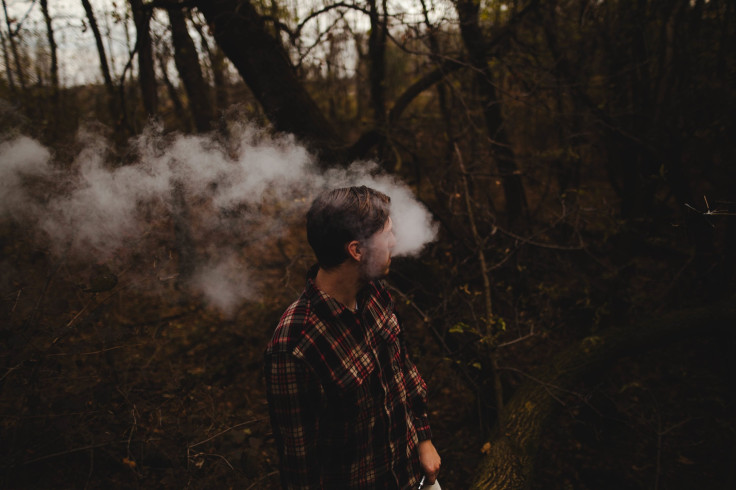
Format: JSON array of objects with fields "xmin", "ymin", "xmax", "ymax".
[{"xmin": 307, "ymin": 186, "xmax": 394, "ymax": 276}]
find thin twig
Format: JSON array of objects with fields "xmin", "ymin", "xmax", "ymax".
[
  {"xmin": 493, "ymin": 218, "xmax": 584, "ymax": 252},
  {"xmin": 387, "ymin": 285, "xmax": 482, "ymax": 396},
  {"xmin": 11, "ymin": 288, "xmax": 21, "ymax": 313},
  {"xmin": 387, "ymin": 285, "xmax": 430, "ymax": 322},
  {"xmin": 188, "ymin": 418, "xmax": 268, "ymax": 450},
  {"xmin": 496, "ymin": 331, "xmax": 536, "ymax": 348},
  {"xmin": 47, "ymin": 344, "xmax": 144, "ymax": 357},
  {"xmin": 16, "ymin": 439, "xmax": 160, "ymax": 466},
  {"xmin": 84, "ymin": 440, "xmax": 94, "ymax": 490},
  {"xmin": 496, "ymin": 365, "xmax": 590, "ymax": 407},
  {"xmin": 245, "ymin": 470, "xmax": 280, "ymax": 490},
  {"xmin": 51, "ymin": 284, "xmax": 128, "ymax": 346},
  {"xmin": 0, "ymin": 363, "xmax": 22, "ymax": 383},
  {"xmin": 454, "ymin": 143, "xmax": 506, "ymax": 429},
  {"xmin": 191, "ymin": 452, "xmax": 234, "ymax": 470},
  {"xmin": 454, "ymin": 144, "xmax": 493, "ymax": 326}
]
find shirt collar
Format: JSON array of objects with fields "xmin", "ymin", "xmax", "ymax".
[
  {"xmin": 305, "ymin": 264, "xmax": 354, "ymax": 319},
  {"xmin": 304, "ymin": 264, "xmax": 382, "ymax": 320}
]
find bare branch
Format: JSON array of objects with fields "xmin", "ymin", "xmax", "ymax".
[
  {"xmin": 294, "ymin": 1, "xmax": 369, "ymax": 39},
  {"xmin": 188, "ymin": 418, "xmax": 268, "ymax": 449}
]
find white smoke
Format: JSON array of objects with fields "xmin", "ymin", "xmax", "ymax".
[
  {"xmin": 189, "ymin": 253, "xmax": 254, "ymax": 314},
  {"xmin": 0, "ymin": 123, "xmax": 437, "ymax": 314},
  {"xmin": 365, "ymin": 172, "xmax": 438, "ymax": 256},
  {"xmin": 0, "ymin": 136, "xmax": 53, "ymax": 221}
]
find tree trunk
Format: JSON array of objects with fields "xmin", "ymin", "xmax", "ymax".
[
  {"xmin": 454, "ymin": 0, "xmax": 528, "ymax": 226},
  {"xmin": 367, "ymin": 0, "xmax": 387, "ymax": 128},
  {"xmin": 41, "ymin": 0, "xmax": 60, "ymax": 141},
  {"xmin": 0, "ymin": 26, "xmax": 16, "ymax": 99},
  {"xmin": 129, "ymin": 0, "xmax": 158, "ymax": 117},
  {"xmin": 172, "ymin": 183, "xmax": 196, "ymax": 287},
  {"xmin": 191, "ymin": 18, "xmax": 229, "ymax": 116},
  {"xmin": 167, "ymin": 6, "xmax": 213, "ymax": 132},
  {"xmin": 1, "ymin": 0, "xmax": 27, "ymax": 99},
  {"xmin": 158, "ymin": 50, "xmax": 189, "ymax": 131},
  {"xmin": 540, "ymin": 1, "xmax": 582, "ymax": 202},
  {"xmin": 41, "ymin": 0, "xmax": 59, "ymax": 106},
  {"xmin": 80, "ymin": 0, "xmax": 119, "ymax": 127},
  {"xmin": 192, "ymin": 0, "xmax": 341, "ymax": 158},
  {"xmin": 471, "ymin": 299, "xmax": 736, "ymax": 489},
  {"xmin": 209, "ymin": 45, "xmax": 228, "ymax": 114}
]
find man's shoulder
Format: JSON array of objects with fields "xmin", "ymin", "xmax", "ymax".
[
  {"xmin": 278, "ymin": 294, "xmax": 312, "ymax": 328},
  {"xmin": 266, "ymin": 293, "xmax": 313, "ymax": 353}
]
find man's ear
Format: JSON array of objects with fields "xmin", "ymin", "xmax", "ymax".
[{"xmin": 346, "ymin": 240, "xmax": 362, "ymax": 261}]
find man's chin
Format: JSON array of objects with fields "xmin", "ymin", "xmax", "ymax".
[{"xmin": 361, "ymin": 267, "xmax": 390, "ymax": 282}]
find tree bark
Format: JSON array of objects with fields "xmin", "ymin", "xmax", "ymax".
[
  {"xmin": 190, "ymin": 18, "xmax": 228, "ymax": 116},
  {"xmin": 40, "ymin": 0, "xmax": 59, "ymax": 138},
  {"xmin": 167, "ymin": 6, "xmax": 213, "ymax": 132},
  {"xmin": 158, "ymin": 50, "xmax": 189, "ymax": 131},
  {"xmin": 80, "ymin": 0, "xmax": 120, "ymax": 127},
  {"xmin": 192, "ymin": 0, "xmax": 341, "ymax": 158},
  {"xmin": 454, "ymin": 0, "xmax": 529, "ymax": 226},
  {"xmin": 471, "ymin": 299, "xmax": 736, "ymax": 489},
  {"xmin": 0, "ymin": 26, "xmax": 16, "ymax": 98},
  {"xmin": 129, "ymin": 0, "xmax": 158, "ymax": 117},
  {"xmin": 209, "ymin": 45, "xmax": 228, "ymax": 114},
  {"xmin": 1, "ymin": 0, "xmax": 27, "ymax": 97},
  {"xmin": 367, "ymin": 0, "xmax": 387, "ymax": 128}
]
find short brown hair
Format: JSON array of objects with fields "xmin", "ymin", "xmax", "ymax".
[{"xmin": 306, "ymin": 186, "xmax": 391, "ymax": 269}]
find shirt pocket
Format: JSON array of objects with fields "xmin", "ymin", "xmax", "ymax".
[
  {"xmin": 325, "ymin": 348, "xmax": 377, "ymax": 413},
  {"xmin": 321, "ymin": 351, "xmax": 379, "ymax": 460}
]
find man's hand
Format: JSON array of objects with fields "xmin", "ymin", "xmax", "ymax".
[{"xmin": 418, "ymin": 439, "xmax": 441, "ymax": 484}]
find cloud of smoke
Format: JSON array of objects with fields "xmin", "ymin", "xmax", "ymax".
[
  {"xmin": 189, "ymin": 253, "xmax": 254, "ymax": 314},
  {"xmin": 0, "ymin": 136, "xmax": 53, "ymax": 221},
  {"xmin": 0, "ymin": 123, "xmax": 437, "ymax": 314}
]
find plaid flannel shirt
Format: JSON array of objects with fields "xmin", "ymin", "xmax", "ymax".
[{"xmin": 265, "ymin": 268, "xmax": 432, "ymax": 489}]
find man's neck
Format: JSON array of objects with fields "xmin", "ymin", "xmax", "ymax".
[{"xmin": 314, "ymin": 263, "xmax": 364, "ymax": 311}]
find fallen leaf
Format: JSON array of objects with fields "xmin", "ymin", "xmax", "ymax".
[{"xmin": 677, "ymin": 455, "xmax": 695, "ymax": 465}]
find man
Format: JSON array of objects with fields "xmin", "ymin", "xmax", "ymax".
[{"xmin": 265, "ymin": 186, "xmax": 441, "ymax": 489}]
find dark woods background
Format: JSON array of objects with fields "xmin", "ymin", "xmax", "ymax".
[{"xmin": 1, "ymin": 0, "xmax": 735, "ymax": 488}]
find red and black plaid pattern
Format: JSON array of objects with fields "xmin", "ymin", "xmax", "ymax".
[{"xmin": 265, "ymin": 268, "xmax": 431, "ymax": 489}]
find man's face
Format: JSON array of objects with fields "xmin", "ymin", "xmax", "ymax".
[{"xmin": 360, "ymin": 217, "xmax": 397, "ymax": 280}]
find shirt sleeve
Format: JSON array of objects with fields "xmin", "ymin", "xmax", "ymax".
[
  {"xmin": 264, "ymin": 350, "xmax": 323, "ymax": 489},
  {"xmin": 400, "ymin": 338, "xmax": 433, "ymax": 441}
]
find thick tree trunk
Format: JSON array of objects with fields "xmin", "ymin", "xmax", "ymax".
[
  {"xmin": 167, "ymin": 7, "xmax": 213, "ymax": 132},
  {"xmin": 455, "ymin": 0, "xmax": 529, "ymax": 226},
  {"xmin": 367, "ymin": 0, "xmax": 387, "ymax": 128},
  {"xmin": 192, "ymin": 0, "xmax": 341, "ymax": 158},
  {"xmin": 471, "ymin": 300, "xmax": 736, "ymax": 489},
  {"xmin": 129, "ymin": 0, "xmax": 158, "ymax": 117}
]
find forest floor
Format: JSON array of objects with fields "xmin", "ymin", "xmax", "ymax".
[{"xmin": 1, "ymin": 227, "xmax": 734, "ymax": 489}]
